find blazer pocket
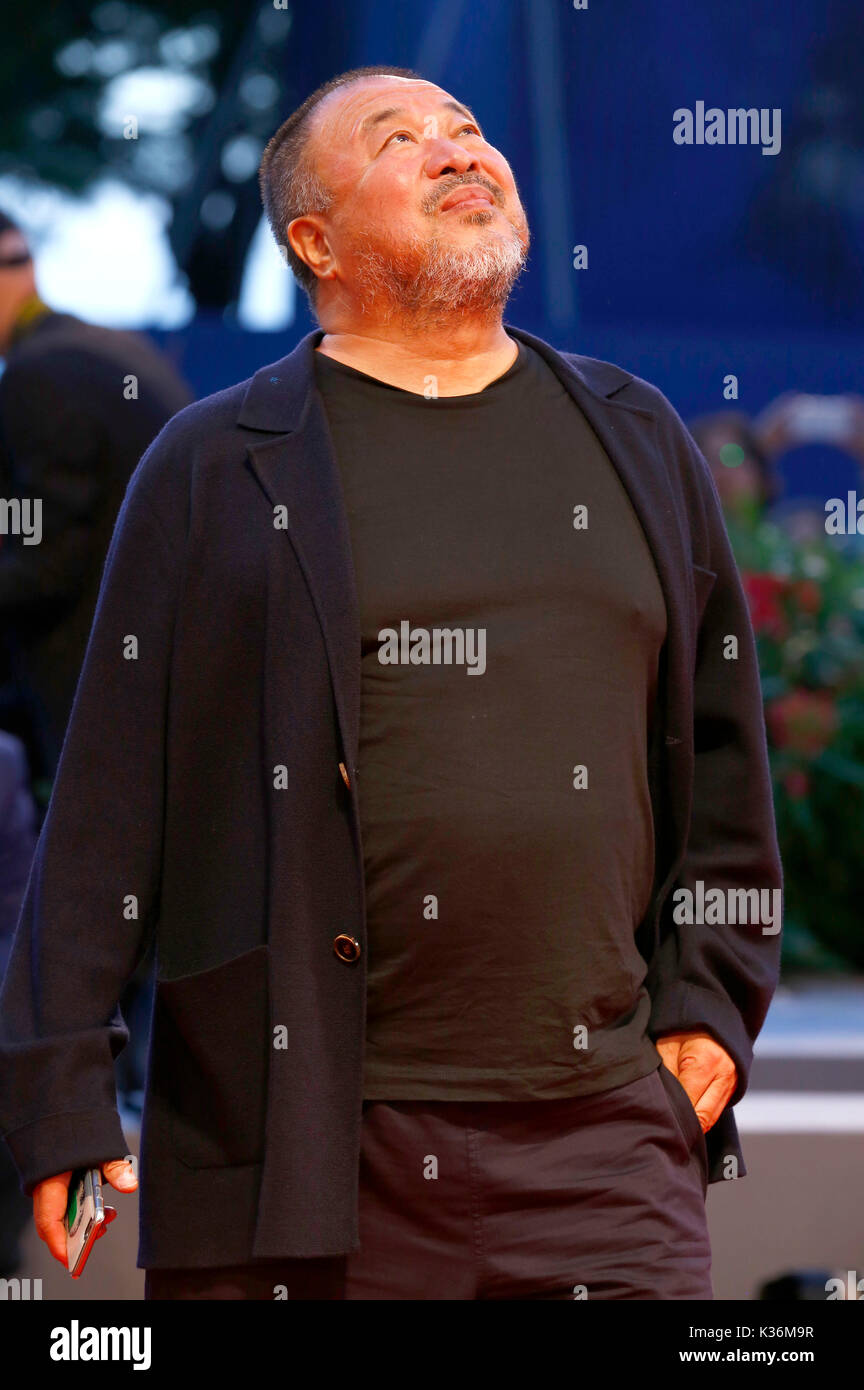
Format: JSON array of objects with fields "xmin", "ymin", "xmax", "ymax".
[
  {"xmin": 151, "ymin": 944, "xmax": 270, "ymax": 1170},
  {"xmin": 691, "ymin": 563, "xmax": 717, "ymax": 626}
]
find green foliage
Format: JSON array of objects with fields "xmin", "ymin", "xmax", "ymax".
[{"xmin": 0, "ymin": 2, "xmax": 245, "ymax": 195}]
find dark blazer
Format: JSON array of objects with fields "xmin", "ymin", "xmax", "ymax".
[
  {"xmin": 0, "ymin": 325, "xmax": 782, "ymax": 1268},
  {"xmin": 0, "ymin": 732, "xmax": 37, "ymax": 983},
  {"xmin": 0, "ymin": 310, "xmax": 192, "ymax": 779}
]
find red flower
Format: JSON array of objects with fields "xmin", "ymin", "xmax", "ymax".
[
  {"xmin": 766, "ymin": 690, "xmax": 838, "ymax": 757},
  {"xmin": 793, "ymin": 579, "xmax": 822, "ymax": 615},
  {"xmin": 782, "ymin": 768, "xmax": 810, "ymax": 800},
  {"xmin": 742, "ymin": 573, "xmax": 789, "ymax": 639}
]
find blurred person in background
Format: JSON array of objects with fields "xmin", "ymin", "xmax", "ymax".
[
  {"xmin": 0, "ymin": 729, "xmax": 37, "ymax": 1275},
  {"xmin": 753, "ymin": 392, "xmax": 864, "ymax": 545},
  {"xmin": 0, "ymin": 209, "xmax": 193, "ymax": 792},
  {"xmin": 689, "ymin": 411, "xmax": 781, "ymax": 527},
  {"xmin": 691, "ymin": 401, "xmax": 864, "ymax": 546},
  {"xmin": 0, "ymin": 208, "xmax": 193, "ymax": 1128}
]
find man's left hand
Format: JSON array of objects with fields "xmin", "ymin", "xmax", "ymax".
[{"xmin": 654, "ymin": 1031, "xmax": 738, "ymax": 1134}]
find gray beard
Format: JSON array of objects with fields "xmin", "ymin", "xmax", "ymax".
[{"xmin": 350, "ymin": 218, "xmax": 529, "ymax": 328}]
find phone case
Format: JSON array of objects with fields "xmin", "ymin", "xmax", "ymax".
[{"xmin": 65, "ymin": 1169, "xmax": 117, "ymax": 1278}]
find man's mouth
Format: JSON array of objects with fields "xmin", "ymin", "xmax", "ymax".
[{"xmin": 439, "ymin": 185, "xmax": 496, "ymax": 213}]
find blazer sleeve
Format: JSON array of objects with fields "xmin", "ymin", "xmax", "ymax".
[
  {"xmin": 0, "ymin": 433, "xmax": 184, "ymax": 1193},
  {"xmin": 645, "ymin": 408, "xmax": 783, "ymax": 1106}
]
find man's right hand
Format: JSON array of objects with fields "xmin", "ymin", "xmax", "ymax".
[{"xmin": 33, "ymin": 1159, "xmax": 138, "ymax": 1267}]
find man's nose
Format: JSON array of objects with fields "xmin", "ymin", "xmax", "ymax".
[{"xmin": 423, "ymin": 138, "xmax": 482, "ymax": 180}]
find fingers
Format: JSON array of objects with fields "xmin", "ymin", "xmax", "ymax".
[
  {"xmin": 102, "ymin": 1157, "xmax": 138, "ymax": 1192},
  {"xmin": 33, "ymin": 1171, "xmax": 73, "ymax": 1267},
  {"xmin": 654, "ymin": 1036, "xmax": 681, "ymax": 1072},
  {"xmin": 690, "ymin": 1073, "xmax": 737, "ymax": 1133},
  {"xmin": 655, "ymin": 1032, "xmax": 737, "ymax": 1133},
  {"xmin": 673, "ymin": 1060, "xmax": 709, "ymax": 1114},
  {"xmin": 33, "ymin": 1159, "xmax": 138, "ymax": 1269},
  {"xmin": 675, "ymin": 1055, "xmax": 737, "ymax": 1131}
]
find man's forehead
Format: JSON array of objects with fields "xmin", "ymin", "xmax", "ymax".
[{"xmin": 314, "ymin": 77, "xmax": 472, "ymax": 143}]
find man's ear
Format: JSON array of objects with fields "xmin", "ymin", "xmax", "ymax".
[{"xmin": 286, "ymin": 216, "xmax": 334, "ymax": 285}]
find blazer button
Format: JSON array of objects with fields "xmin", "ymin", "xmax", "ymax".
[
  {"xmin": 338, "ymin": 761, "xmax": 351, "ymax": 789},
  {"xmin": 333, "ymin": 933, "xmax": 361, "ymax": 963}
]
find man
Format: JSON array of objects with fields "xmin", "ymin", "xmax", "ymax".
[
  {"xmin": 0, "ymin": 66, "xmax": 782, "ymax": 1300},
  {"xmin": 0, "ymin": 211, "xmax": 192, "ymax": 785}
]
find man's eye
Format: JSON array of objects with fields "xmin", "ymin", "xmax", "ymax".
[{"xmin": 384, "ymin": 125, "xmax": 480, "ymax": 148}]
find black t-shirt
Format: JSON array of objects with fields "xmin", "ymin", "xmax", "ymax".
[{"xmin": 314, "ymin": 337, "xmax": 667, "ymax": 1100}]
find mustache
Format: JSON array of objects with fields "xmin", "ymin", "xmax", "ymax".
[{"xmin": 424, "ymin": 175, "xmax": 503, "ymax": 214}]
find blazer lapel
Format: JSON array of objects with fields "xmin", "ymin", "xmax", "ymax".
[{"xmin": 241, "ymin": 331, "xmax": 363, "ymax": 776}]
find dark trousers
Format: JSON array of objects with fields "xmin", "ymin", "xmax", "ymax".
[{"xmin": 145, "ymin": 1062, "xmax": 712, "ymax": 1300}]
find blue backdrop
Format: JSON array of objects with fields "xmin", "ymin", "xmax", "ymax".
[{"xmin": 157, "ymin": 0, "xmax": 864, "ymax": 437}]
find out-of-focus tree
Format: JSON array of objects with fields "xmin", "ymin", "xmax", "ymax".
[
  {"xmin": 0, "ymin": 1, "xmax": 299, "ymax": 308},
  {"xmin": 0, "ymin": 3, "xmax": 244, "ymax": 192}
]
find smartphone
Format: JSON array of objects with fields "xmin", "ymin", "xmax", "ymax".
[{"xmin": 64, "ymin": 1167, "xmax": 117, "ymax": 1278}]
